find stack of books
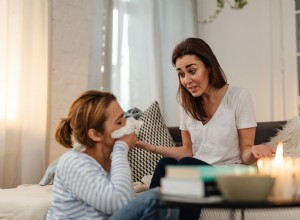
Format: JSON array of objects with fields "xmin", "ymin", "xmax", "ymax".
[{"xmin": 160, "ymin": 165, "xmax": 257, "ymax": 197}]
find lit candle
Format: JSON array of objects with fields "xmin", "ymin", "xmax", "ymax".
[
  {"xmin": 257, "ymin": 141, "xmax": 296, "ymax": 201},
  {"xmin": 274, "ymin": 142, "xmax": 283, "ymax": 163}
]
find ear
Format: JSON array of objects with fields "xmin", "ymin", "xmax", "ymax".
[{"xmin": 88, "ymin": 129, "xmax": 103, "ymax": 142}]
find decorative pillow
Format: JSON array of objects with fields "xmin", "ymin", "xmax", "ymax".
[
  {"xmin": 39, "ymin": 157, "xmax": 60, "ymax": 186},
  {"xmin": 128, "ymin": 101, "xmax": 176, "ymax": 182},
  {"xmin": 265, "ymin": 117, "xmax": 300, "ymax": 156}
]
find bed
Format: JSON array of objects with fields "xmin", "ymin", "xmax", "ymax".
[
  {"xmin": 0, "ymin": 181, "xmax": 149, "ymax": 220},
  {"xmin": 0, "ymin": 184, "xmax": 52, "ymax": 220}
]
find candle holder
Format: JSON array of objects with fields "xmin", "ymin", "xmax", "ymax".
[{"xmin": 257, "ymin": 143, "xmax": 300, "ymax": 202}]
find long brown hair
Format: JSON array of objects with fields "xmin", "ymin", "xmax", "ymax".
[
  {"xmin": 172, "ymin": 38, "xmax": 227, "ymax": 121},
  {"xmin": 55, "ymin": 90, "xmax": 116, "ymax": 148}
]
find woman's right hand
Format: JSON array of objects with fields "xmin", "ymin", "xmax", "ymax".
[{"xmin": 117, "ymin": 132, "xmax": 137, "ymax": 150}]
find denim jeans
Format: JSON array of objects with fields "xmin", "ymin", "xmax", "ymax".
[{"xmin": 109, "ymin": 187, "xmax": 179, "ymax": 220}]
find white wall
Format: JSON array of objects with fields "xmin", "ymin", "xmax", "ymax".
[{"xmin": 197, "ymin": 0, "xmax": 298, "ymax": 122}]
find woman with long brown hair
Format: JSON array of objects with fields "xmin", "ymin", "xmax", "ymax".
[{"xmin": 137, "ymin": 38, "xmax": 274, "ymax": 220}]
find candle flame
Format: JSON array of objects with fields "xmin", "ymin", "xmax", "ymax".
[
  {"xmin": 274, "ymin": 142, "xmax": 283, "ymax": 164},
  {"xmin": 257, "ymin": 159, "xmax": 263, "ymax": 169}
]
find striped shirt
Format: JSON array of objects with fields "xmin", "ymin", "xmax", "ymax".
[{"xmin": 46, "ymin": 141, "xmax": 133, "ymax": 220}]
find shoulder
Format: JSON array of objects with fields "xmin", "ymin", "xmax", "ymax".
[
  {"xmin": 228, "ymin": 85, "xmax": 249, "ymax": 93},
  {"xmin": 57, "ymin": 150, "xmax": 99, "ymax": 173},
  {"xmin": 228, "ymin": 85, "xmax": 252, "ymax": 99}
]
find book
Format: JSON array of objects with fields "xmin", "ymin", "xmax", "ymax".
[
  {"xmin": 160, "ymin": 177, "xmax": 205, "ymax": 197},
  {"xmin": 165, "ymin": 165, "xmax": 257, "ymax": 182}
]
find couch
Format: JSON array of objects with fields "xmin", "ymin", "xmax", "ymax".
[{"xmin": 166, "ymin": 120, "xmax": 300, "ymax": 220}]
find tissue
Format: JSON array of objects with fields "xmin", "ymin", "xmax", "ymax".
[{"xmin": 111, "ymin": 117, "xmax": 143, "ymax": 139}]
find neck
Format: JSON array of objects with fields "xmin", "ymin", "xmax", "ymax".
[
  {"xmin": 84, "ymin": 144, "xmax": 112, "ymax": 173},
  {"xmin": 203, "ymin": 84, "xmax": 228, "ymax": 102}
]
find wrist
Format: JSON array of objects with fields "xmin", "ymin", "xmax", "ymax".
[{"xmin": 150, "ymin": 145, "xmax": 156, "ymax": 153}]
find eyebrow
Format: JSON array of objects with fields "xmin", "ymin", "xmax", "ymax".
[
  {"xmin": 115, "ymin": 112, "xmax": 124, "ymax": 122},
  {"xmin": 176, "ymin": 63, "xmax": 196, "ymax": 71}
]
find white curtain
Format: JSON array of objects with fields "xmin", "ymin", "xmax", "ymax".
[
  {"xmin": 111, "ymin": 0, "xmax": 197, "ymax": 126},
  {"xmin": 0, "ymin": 0, "xmax": 48, "ymax": 188}
]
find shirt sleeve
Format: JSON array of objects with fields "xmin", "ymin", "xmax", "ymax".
[
  {"xmin": 57, "ymin": 141, "xmax": 133, "ymax": 215},
  {"xmin": 235, "ymin": 88, "xmax": 257, "ymax": 129},
  {"xmin": 179, "ymin": 105, "xmax": 187, "ymax": 131}
]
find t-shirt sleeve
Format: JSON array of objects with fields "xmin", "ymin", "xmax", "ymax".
[
  {"xmin": 235, "ymin": 88, "xmax": 257, "ymax": 129},
  {"xmin": 179, "ymin": 105, "xmax": 187, "ymax": 131}
]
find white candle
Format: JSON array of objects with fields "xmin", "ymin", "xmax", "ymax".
[{"xmin": 257, "ymin": 142, "xmax": 296, "ymax": 201}]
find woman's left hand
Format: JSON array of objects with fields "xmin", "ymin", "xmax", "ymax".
[
  {"xmin": 135, "ymin": 141, "xmax": 155, "ymax": 152},
  {"xmin": 251, "ymin": 144, "xmax": 275, "ymax": 158}
]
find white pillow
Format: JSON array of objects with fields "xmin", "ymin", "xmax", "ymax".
[{"xmin": 265, "ymin": 117, "xmax": 300, "ymax": 156}]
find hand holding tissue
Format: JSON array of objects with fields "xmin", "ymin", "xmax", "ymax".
[{"xmin": 111, "ymin": 117, "xmax": 143, "ymax": 138}]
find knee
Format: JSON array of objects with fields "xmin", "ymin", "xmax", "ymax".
[
  {"xmin": 177, "ymin": 157, "xmax": 194, "ymax": 165},
  {"xmin": 156, "ymin": 157, "xmax": 178, "ymax": 167},
  {"xmin": 178, "ymin": 157, "xmax": 210, "ymax": 166}
]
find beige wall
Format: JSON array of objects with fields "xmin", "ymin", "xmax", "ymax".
[{"xmin": 48, "ymin": 0, "xmax": 95, "ymax": 163}]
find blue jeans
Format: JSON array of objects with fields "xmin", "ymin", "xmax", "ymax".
[{"xmin": 109, "ymin": 187, "xmax": 179, "ymax": 220}]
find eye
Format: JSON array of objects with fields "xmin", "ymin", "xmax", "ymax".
[
  {"xmin": 178, "ymin": 72, "xmax": 185, "ymax": 78},
  {"xmin": 117, "ymin": 117, "xmax": 126, "ymax": 125},
  {"xmin": 188, "ymin": 69, "xmax": 196, "ymax": 74}
]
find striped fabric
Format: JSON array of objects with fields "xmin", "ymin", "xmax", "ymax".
[{"xmin": 46, "ymin": 141, "xmax": 134, "ymax": 220}]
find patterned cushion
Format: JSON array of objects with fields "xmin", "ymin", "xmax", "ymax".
[
  {"xmin": 39, "ymin": 157, "xmax": 60, "ymax": 185},
  {"xmin": 128, "ymin": 101, "xmax": 176, "ymax": 182}
]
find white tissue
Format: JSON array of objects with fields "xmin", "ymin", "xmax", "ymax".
[{"xmin": 111, "ymin": 117, "xmax": 143, "ymax": 139}]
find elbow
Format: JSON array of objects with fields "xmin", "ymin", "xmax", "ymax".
[
  {"xmin": 103, "ymin": 195, "xmax": 132, "ymax": 214},
  {"xmin": 176, "ymin": 146, "xmax": 193, "ymax": 160}
]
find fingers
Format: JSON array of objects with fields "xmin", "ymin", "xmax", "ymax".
[
  {"xmin": 252, "ymin": 145, "xmax": 275, "ymax": 158},
  {"xmin": 253, "ymin": 150, "xmax": 274, "ymax": 158},
  {"xmin": 116, "ymin": 132, "xmax": 137, "ymax": 149}
]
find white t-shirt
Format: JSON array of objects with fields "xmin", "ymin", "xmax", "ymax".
[{"xmin": 180, "ymin": 85, "xmax": 257, "ymax": 165}]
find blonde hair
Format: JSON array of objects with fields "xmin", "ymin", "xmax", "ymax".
[{"xmin": 55, "ymin": 90, "xmax": 116, "ymax": 148}]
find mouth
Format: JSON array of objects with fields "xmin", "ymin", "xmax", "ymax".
[{"xmin": 187, "ymin": 86, "xmax": 198, "ymax": 93}]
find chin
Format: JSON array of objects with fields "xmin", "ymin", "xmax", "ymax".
[{"xmin": 190, "ymin": 92, "xmax": 201, "ymax": 97}]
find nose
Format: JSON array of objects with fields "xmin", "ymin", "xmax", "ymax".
[
  {"xmin": 122, "ymin": 117, "xmax": 126, "ymax": 126},
  {"xmin": 183, "ymin": 74, "xmax": 192, "ymax": 84}
]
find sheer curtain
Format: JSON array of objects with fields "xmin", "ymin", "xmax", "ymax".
[
  {"xmin": 111, "ymin": 0, "xmax": 197, "ymax": 126},
  {"xmin": 0, "ymin": 0, "xmax": 48, "ymax": 188}
]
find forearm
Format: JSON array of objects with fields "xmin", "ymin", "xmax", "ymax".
[
  {"xmin": 148, "ymin": 144, "xmax": 192, "ymax": 160},
  {"xmin": 110, "ymin": 141, "xmax": 134, "ymax": 198},
  {"xmin": 241, "ymin": 146, "xmax": 257, "ymax": 165}
]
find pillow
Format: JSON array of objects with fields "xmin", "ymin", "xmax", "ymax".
[
  {"xmin": 265, "ymin": 117, "xmax": 300, "ymax": 157},
  {"xmin": 39, "ymin": 157, "xmax": 60, "ymax": 186},
  {"xmin": 128, "ymin": 101, "xmax": 176, "ymax": 182}
]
